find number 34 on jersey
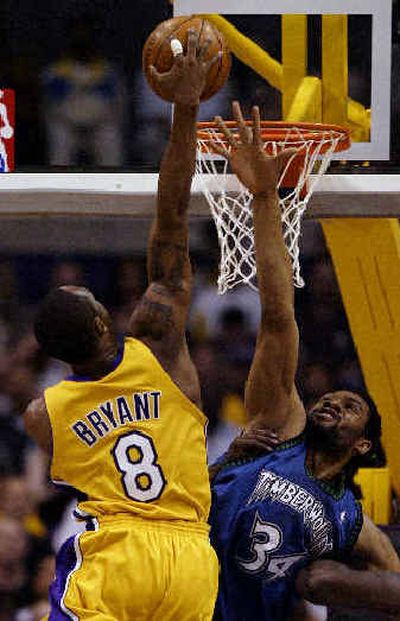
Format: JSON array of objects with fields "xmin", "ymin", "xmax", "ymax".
[{"xmin": 238, "ymin": 513, "xmax": 306, "ymax": 580}]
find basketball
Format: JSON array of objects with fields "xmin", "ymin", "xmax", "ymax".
[{"xmin": 142, "ymin": 16, "xmax": 231, "ymax": 102}]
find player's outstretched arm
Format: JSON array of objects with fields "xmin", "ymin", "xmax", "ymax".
[
  {"xmin": 129, "ymin": 31, "xmax": 218, "ymax": 354},
  {"xmin": 353, "ymin": 515, "xmax": 400, "ymax": 572},
  {"xmin": 297, "ymin": 559, "xmax": 400, "ymax": 615},
  {"xmin": 297, "ymin": 518, "xmax": 400, "ymax": 613},
  {"xmin": 213, "ymin": 102, "xmax": 305, "ymax": 438}
]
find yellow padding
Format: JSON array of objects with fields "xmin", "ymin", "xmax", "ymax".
[
  {"xmin": 282, "ymin": 15, "xmax": 307, "ymax": 118},
  {"xmin": 322, "ymin": 16, "xmax": 348, "ymax": 126},
  {"xmin": 348, "ymin": 101, "xmax": 370, "ymax": 141},
  {"xmin": 198, "ymin": 13, "xmax": 283, "ymax": 91},
  {"xmin": 199, "ymin": 13, "xmax": 369, "ymax": 136},
  {"xmin": 221, "ymin": 393, "xmax": 247, "ymax": 427},
  {"xmin": 286, "ymin": 77, "xmax": 322, "ymax": 122},
  {"xmin": 322, "ymin": 219, "xmax": 400, "ymax": 498},
  {"xmin": 355, "ymin": 468, "xmax": 391, "ymax": 525}
]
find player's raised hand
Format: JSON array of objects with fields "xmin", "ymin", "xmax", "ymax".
[
  {"xmin": 212, "ymin": 101, "xmax": 298, "ymax": 196},
  {"xmin": 148, "ymin": 29, "xmax": 220, "ymax": 106},
  {"xmin": 224, "ymin": 421, "xmax": 280, "ymax": 461}
]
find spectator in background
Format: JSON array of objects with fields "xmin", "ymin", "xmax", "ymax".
[
  {"xmin": 190, "ymin": 263, "xmax": 261, "ymax": 339},
  {"xmin": 14, "ymin": 550, "xmax": 54, "ymax": 621},
  {"xmin": 214, "ymin": 307, "xmax": 255, "ymax": 365},
  {"xmin": 0, "ymin": 261, "xmax": 17, "ymax": 350},
  {"xmin": 0, "ymin": 517, "xmax": 29, "ymax": 618},
  {"xmin": 132, "ymin": 68, "xmax": 235, "ymax": 169},
  {"xmin": 109, "ymin": 258, "xmax": 147, "ymax": 334},
  {"xmin": 0, "ymin": 474, "xmax": 47, "ymax": 539},
  {"xmin": 0, "ymin": 338, "xmax": 38, "ymax": 476},
  {"xmin": 50, "ymin": 260, "xmax": 85, "ymax": 289},
  {"xmin": 41, "ymin": 14, "xmax": 126, "ymax": 167}
]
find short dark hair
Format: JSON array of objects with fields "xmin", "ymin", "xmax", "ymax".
[{"xmin": 34, "ymin": 288, "xmax": 99, "ymax": 364}]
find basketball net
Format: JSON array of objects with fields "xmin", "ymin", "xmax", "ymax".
[{"xmin": 195, "ymin": 121, "xmax": 350, "ymax": 293}]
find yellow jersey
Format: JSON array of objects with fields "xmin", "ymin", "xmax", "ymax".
[{"xmin": 45, "ymin": 337, "xmax": 210, "ymax": 524}]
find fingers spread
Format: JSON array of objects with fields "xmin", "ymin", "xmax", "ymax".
[
  {"xmin": 251, "ymin": 106, "xmax": 262, "ymax": 146},
  {"xmin": 197, "ymin": 38, "xmax": 212, "ymax": 62},
  {"xmin": 209, "ymin": 140, "xmax": 229, "ymax": 158},
  {"xmin": 214, "ymin": 115, "xmax": 237, "ymax": 148},
  {"xmin": 148, "ymin": 65, "xmax": 161, "ymax": 81},
  {"xmin": 232, "ymin": 100, "xmax": 252, "ymax": 144},
  {"xmin": 187, "ymin": 28, "xmax": 199, "ymax": 62}
]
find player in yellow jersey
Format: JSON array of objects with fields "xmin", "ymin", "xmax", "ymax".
[{"xmin": 23, "ymin": 30, "xmax": 219, "ymax": 621}]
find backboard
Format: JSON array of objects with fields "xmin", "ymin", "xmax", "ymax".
[{"xmin": 175, "ymin": 0, "xmax": 392, "ymax": 161}]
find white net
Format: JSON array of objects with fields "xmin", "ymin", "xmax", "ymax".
[{"xmin": 195, "ymin": 123, "xmax": 348, "ymax": 293}]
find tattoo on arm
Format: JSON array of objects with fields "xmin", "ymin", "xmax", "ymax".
[{"xmin": 131, "ymin": 295, "xmax": 175, "ymax": 340}]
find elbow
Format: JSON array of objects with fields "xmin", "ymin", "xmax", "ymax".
[{"xmin": 381, "ymin": 534, "xmax": 400, "ymax": 572}]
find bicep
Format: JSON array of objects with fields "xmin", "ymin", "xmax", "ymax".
[
  {"xmin": 244, "ymin": 322, "xmax": 306, "ymax": 438},
  {"xmin": 354, "ymin": 516, "xmax": 400, "ymax": 572}
]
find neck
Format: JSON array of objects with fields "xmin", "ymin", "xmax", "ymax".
[
  {"xmin": 306, "ymin": 447, "xmax": 351, "ymax": 480},
  {"xmin": 72, "ymin": 339, "xmax": 119, "ymax": 380}
]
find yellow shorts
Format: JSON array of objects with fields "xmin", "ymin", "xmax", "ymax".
[{"xmin": 47, "ymin": 517, "xmax": 219, "ymax": 620}]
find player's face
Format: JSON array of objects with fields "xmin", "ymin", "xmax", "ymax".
[{"xmin": 307, "ymin": 390, "xmax": 370, "ymax": 452}]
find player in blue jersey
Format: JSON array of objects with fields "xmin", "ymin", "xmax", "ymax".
[{"xmin": 209, "ymin": 101, "xmax": 400, "ymax": 621}]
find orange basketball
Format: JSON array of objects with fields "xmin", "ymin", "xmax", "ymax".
[{"xmin": 142, "ymin": 16, "xmax": 231, "ymax": 102}]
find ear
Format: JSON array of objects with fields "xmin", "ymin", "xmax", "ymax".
[
  {"xmin": 93, "ymin": 315, "xmax": 108, "ymax": 336},
  {"xmin": 352, "ymin": 437, "xmax": 372, "ymax": 457}
]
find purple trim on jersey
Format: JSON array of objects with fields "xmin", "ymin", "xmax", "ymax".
[
  {"xmin": 73, "ymin": 508, "xmax": 97, "ymax": 532},
  {"xmin": 49, "ymin": 535, "xmax": 80, "ymax": 620},
  {"xmin": 67, "ymin": 338, "xmax": 125, "ymax": 382}
]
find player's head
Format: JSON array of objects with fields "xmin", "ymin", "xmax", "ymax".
[
  {"xmin": 306, "ymin": 390, "xmax": 382, "ymax": 466},
  {"xmin": 34, "ymin": 286, "xmax": 115, "ymax": 365}
]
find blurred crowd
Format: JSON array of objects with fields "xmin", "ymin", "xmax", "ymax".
[{"xmin": 0, "ymin": 220, "xmax": 367, "ymax": 619}]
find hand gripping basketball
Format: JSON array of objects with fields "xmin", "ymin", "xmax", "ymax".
[
  {"xmin": 143, "ymin": 16, "xmax": 231, "ymax": 103},
  {"xmin": 148, "ymin": 29, "xmax": 221, "ymax": 106}
]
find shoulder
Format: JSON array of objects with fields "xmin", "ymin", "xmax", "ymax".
[
  {"xmin": 24, "ymin": 396, "xmax": 48, "ymax": 424},
  {"xmin": 23, "ymin": 397, "xmax": 52, "ymax": 455}
]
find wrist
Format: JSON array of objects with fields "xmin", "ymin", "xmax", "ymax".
[
  {"xmin": 173, "ymin": 102, "xmax": 199, "ymax": 115},
  {"xmin": 252, "ymin": 189, "xmax": 278, "ymax": 200}
]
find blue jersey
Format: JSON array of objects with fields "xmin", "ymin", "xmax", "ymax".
[{"xmin": 210, "ymin": 435, "xmax": 363, "ymax": 621}]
